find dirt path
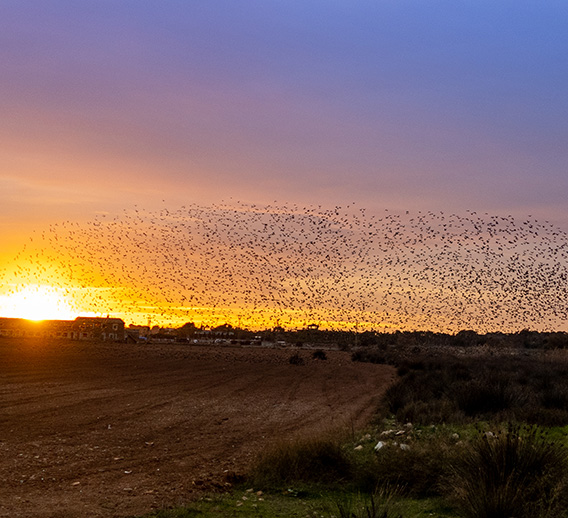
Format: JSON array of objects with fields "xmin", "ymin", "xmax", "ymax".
[{"xmin": 0, "ymin": 339, "xmax": 395, "ymax": 518}]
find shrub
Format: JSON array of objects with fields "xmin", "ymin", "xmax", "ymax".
[
  {"xmin": 394, "ymin": 399, "xmax": 463, "ymax": 425},
  {"xmin": 351, "ymin": 349, "xmax": 389, "ymax": 364},
  {"xmin": 454, "ymin": 378, "xmax": 514, "ymax": 417},
  {"xmin": 373, "ymin": 433, "xmax": 457, "ymax": 498},
  {"xmin": 384, "ymin": 381, "xmax": 415, "ymax": 416},
  {"xmin": 445, "ymin": 424, "xmax": 568, "ymax": 518},
  {"xmin": 523, "ymin": 408, "xmax": 568, "ymax": 427},
  {"xmin": 542, "ymin": 384, "xmax": 568, "ymax": 410},
  {"xmin": 249, "ymin": 435, "xmax": 353, "ymax": 488},
  {"xmin": 379, "ymin": 353, "xmax": 568, "ymax": 427}
]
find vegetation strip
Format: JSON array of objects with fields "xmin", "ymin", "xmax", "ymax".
[{"xmin": 143, "ymin": 343, "xmax": 568, "ymax": 518}]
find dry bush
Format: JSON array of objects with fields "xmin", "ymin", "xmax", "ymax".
[
  {"xmin": 445, "ymin": 424, "xmax": 568, "ymax": 518},
  {"xmin": 372, "ymin": 433, "xmax": 458, "ymax": 498},
  {"xmin": 248, "ymin": 434, "xmax": 353, "ymax": 488}
]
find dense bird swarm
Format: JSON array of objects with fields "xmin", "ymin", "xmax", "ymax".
[{"xmin": 3, "ymin": 201, "xmax": 568, "ymax": 332}]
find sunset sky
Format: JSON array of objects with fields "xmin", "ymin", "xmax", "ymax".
[{"xmin": 1, "ymin": 2, "xmax": 568, "ymax": 329}]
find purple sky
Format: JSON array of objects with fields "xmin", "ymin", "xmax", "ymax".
[{"xmin": 1, "ymin": 0, "xmax": 568, "ymax": 251}]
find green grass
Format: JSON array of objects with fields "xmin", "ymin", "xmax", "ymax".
[
  {"xmin": 140, "ymin": 421, "xmax": 568, "ymax": 518},
  {"xmin": 143, "ymin": 489, "xmax": 457, "ymax": 518}
]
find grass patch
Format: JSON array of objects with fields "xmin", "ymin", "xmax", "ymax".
[
  {"xmin": 142, "ymin": 421, "xmax": 568, "ymax": 518},
  {"xmin": 445, "ymin": 424, "xmax": 568, "ymax": 518},
  {"xmin": 144, "ymin": 489, "xmax": 332, "ymax": 517},
  {"xmin": 143, "ymin": 489, "xmax": 456, "ymax": 518},
  {"xmin": 333, "ymin": 488, "xmax": 404, "ymax": 518},
  {"xmin": 248, "ymin": 433, "xmax": 354, "ymax": 489}
]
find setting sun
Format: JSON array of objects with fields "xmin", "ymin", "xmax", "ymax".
[{"xmin": 0, "ymin": 285, "xmax": 79, "ymax": 321}]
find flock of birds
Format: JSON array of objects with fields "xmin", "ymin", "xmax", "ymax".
[{"xmin": 3, "ymin": 201, "xmax": 568, "ymax": 333}]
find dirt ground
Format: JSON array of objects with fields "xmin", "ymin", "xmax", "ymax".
[{"xmin": 0, "ymin": 339, "xmax": 395, "ymax": 518}]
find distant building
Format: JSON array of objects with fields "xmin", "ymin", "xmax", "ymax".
[
  {"xmin": 0, "ymin": 318, "xmax": 74, "ymax": 338},
  {"xmin": 72, "ymin": 317, "xmax": 125, "ymax": 341},
  {"xmin": 0, "ymin": 318, "xmax": 47, "ymax": 338},
  {"xmin": 0, "ymin": 316, "xmax": 126, "ymax": 341},
  {"xmin": 127, "ymin": 324, "xmax": 150, "ymax": 339},
  {"xmin": 211, "ymin": 324, "xmax": 235, "ymax": 337}
]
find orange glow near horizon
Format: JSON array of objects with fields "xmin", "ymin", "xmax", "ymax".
[
  {"xmin": 1, "ymin": 204, "xmax": 568, "ymax": 333},
  {"xmin": 0, "ymin": 285, "xmax": 82, "ymax": 322}
]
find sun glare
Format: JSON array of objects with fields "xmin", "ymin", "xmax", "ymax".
[{"xmin": 0, "ymin": 285, "xmax": 79, "ymax": 321}]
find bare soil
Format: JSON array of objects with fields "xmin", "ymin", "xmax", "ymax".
[{"xmin": 0, "ymin": 339, "xmax": 395, "ymax": 518}]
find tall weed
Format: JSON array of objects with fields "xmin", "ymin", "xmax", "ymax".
[
  {"xmin": 334, "ymin": 487, "xmax": 402, "ymax": 518},
  {"xmin": 249, "ymin": 434, "xmax": 353, "ymax": 488},
  {"xmin": 445, "ymin": 424, "xmax": 568, "ymax": 518}
]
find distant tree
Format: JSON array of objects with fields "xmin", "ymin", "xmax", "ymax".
[{"xmin": 178, "ymin": 322, "xmax": 197, "ymax": 338}]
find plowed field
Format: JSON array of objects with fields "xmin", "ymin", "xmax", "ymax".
[{"xmin": 0, "ymin": 339, "xmax": 395, "ymax": 518}]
